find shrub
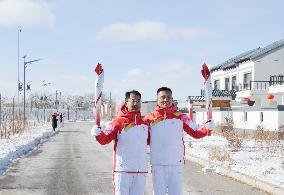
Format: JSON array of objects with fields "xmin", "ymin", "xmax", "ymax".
[
  {"xmin": 209, "ymin": 146, "xmax": 231, "ymax": 162},
  {"xmin": 278, "ymin": 125, "xmax": 284, "ymax": 140},
  {"xmin": 221, "ymin": 117, "xmax": 243, "ymax": 151},
  {"xmin": 254, "ymin": 125, "xmax": 278, "ymax": 152}
]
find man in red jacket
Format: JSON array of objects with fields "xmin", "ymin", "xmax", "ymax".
[
  {"xmin": 91, "ymin": 90, "xmax": 149, "ymax": 195},
  {"xmin": 144, "ymin": 87, "xmax": 215, "ymax": 195}
]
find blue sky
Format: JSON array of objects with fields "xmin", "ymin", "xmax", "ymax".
[{"xmin": 0, "ymin": 0, "xmax": 283, "ymax": 101}]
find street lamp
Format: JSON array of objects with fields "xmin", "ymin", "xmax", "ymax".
[
  {"xmin": 42, "ymin": 80, "xmax": 52, "ymax": 87},
  {"xmin": 23, "ymin": 55, "xmax": 42, "ymax": 124},
  {"xmin": 17, "ymin": 26, "xmax": 22, "ymax": 104}
]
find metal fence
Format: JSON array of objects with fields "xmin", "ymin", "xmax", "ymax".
[{"xmin": 0, "ymin": 94, "xmax": 93, "ymax": 139}]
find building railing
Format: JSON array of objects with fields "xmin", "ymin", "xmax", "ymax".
[
  {"xmin": 249, "ymin": 79, "xmax": 284, "ymax": 90},
  {"xmin": 270, "ymin": 74, "xmax": 284, "ymax": 86},
  {"xmin": 249, "ymin": 81, "xmax": 270, "ymax": 90}
]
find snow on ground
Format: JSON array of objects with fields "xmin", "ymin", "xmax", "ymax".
[
  {"xmin": 0, "ymin": 124, "xmax": 55, "ymax": 175},
  {"xmin": 184, "ymin": 134, "xmax": 284, "ymax": 189}
]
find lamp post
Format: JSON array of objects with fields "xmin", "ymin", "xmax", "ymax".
[
  {"xmin": 23, "ymin": 55, "xmax": 42, "ymax": 124},
  {"xmin": 17, "ymin": 26, "xmax": 21, "ymax": 104},
  {"xmin": 0, "ymin": 93, "xmax": 2, "ymax": 133}
]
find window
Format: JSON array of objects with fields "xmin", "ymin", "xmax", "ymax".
[
  {"xmin": 244, "ymin": 112, "xmax": 247, "ymax": 122},
  {"xmin": 260, "ymin": 112, "xmax": 263, "ymax": 122},
  {"xmin": 214, "ymin": 79, "xmax": 220, "ymax": 90},
  {"xmin": 225, "ymin": 77, "xmax": 230, "ymax": 90},
  {"xmin": 232, "ymin": 76, "xmax": 237, "ymax": 90},
  {"xmin": 243, "ymin": 72, "xmax": 252, "ymax": 90}
]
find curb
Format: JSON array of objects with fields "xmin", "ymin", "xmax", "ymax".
[{"xmin": 187, "ymin": 155, "xmax": 284, "ymax": 195}]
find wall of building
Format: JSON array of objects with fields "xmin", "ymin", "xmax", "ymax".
[
  {"xmin": 194, "ymin": 107, "xmax": 283, "ymax": 131},
  {"xmin": 279, "ymin": 110, "xmax": 284, "ymax": 127},
  {"xmin": 211, "ymin": 61, "xmax": 254, "ymax": 91},
  {"xmin": 237, "ymin": 61, "xmax": 255, "ymax": 89},
  {"xmin": 195, "ymin": 108, "xmax": 232, "ymax": 127},
  {"xmin": 232, "ymin": 109, "xmax": 279, "ymax": 131},
  {"xmin": 268, "ymin": 84, "xmax": 284, "ymax": 105},
  {"xmin": 253, "ymin": 47, "xmax": 284, "ymax": 81}
]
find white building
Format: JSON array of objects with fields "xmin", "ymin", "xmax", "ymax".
[
  {"xmin": 210, "ymin": 39, "xmax": 284, "ymax": 105},
  {"xmin": 194, "ymin": 39, "xmax": 284, "ymax": 131}
]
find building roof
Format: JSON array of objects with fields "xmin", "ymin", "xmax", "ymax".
[{"xmin": 211, "ymin": 39, "xmax": 284, "ymax": 72}]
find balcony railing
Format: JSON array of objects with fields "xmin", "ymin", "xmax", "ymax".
[
  {"xmin": 249, "ymin": 81, "xmax": 270, "ymax": 90},
  {"xmin": 270, "ymin": 74, "xmax": 284, "ymax": 86},
  {"xmin": 249, "ymin": 79, "xmax": 284, "ymax": 90}
]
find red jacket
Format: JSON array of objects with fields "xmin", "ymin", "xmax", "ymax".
[
  {"xmin": 144, "ymin": 105, "xmax": 210, "ymax": 165},
  {"xmin": 96, "ymin": 105, "xmax": 149, "ymax": 172}
]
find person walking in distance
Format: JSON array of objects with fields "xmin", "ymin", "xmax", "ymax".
[
  {"xmin": 91, "ymin": 90, "xmax": 149, "ymax": 195},
  {"xmin": 51, "ymin": 113, "xmax": 58, "ymax": 131},
  {"xmin": 144, "ymin": 87, "xmax": 215, "ymax": 195},
  {"xmin": 59, "ymin": 112, "xmax": 64, "ymax": 127}
]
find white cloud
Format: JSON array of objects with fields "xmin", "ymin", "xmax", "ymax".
[
  {"xmin": 96, "ymin": 21, "xmax": 213, "ymax": 42},
  {"xmin": 0, "ymin": 0, "xmax": 55, "ymax": 27}
]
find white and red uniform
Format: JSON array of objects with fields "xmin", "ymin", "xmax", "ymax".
[
  {"xmin": 95, "ymin": 105, "xmax": 149, "ymax": 195},
  {"xmin": 144, "ymin": 105, "xmax": 210, "ymax": 195}
]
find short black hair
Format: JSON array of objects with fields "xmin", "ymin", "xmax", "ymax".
[
  {"xmin": 125, "ymin": 90, "xmax": 141, "ymax": 101},
  {"xmin": 157, "ymin": 87, "xmax": 172, "ymax": 95}
]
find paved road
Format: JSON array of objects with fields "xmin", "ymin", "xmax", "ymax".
[{"xmin": 0, "ymin": 122, "xmax": 268, "ymax": 195}]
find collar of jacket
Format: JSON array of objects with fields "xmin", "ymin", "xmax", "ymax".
[
  {"xmin": 118, "ymin": 104, "xmax": 142, "ymax": 123},
  {"xmin": 154, "ymin": 104, "xmax": 178, "ymax": 116}
]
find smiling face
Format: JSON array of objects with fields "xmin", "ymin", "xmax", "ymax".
[
  {"xmin": 157, "ymin": 90, "xmax": 173, "ymax": 109},
  {"xmin": 125, "ymin": 93, "xmax": 141, "ymax": 112}
]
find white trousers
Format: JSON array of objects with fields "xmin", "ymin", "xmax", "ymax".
[
  {"xmin": 113, "ymin": 172, "xmax": 147, "ymax": 195},
  {"xmin": 152, "ymin": 165, "xmax": 183, "ymax": 195}
]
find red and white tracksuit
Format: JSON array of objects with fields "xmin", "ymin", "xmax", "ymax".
[
  {"xmin": 144, "ymin": 105, "xmax": 210, "ymax": 195},
  {"xmin": 95, "ymin": 105, "xmax": 149, "ymax": 195}
]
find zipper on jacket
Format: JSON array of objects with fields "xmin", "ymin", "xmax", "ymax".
[{"xmin": 164, "ymin": 112, "xmax": 166, "ymax": 127}]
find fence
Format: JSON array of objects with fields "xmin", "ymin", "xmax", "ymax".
[{"xmin": 0, "ymin": 94, "xmax": 93, "ymax": 139}]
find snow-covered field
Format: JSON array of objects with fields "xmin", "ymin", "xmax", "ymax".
[
  {"xmin": 0, "ymin": 124, "xmax": 54, "ymax": 175},
  {"xmin": 185, "ymin": 134, "xmax": 284, "ymax": 193},
  {"xmin": 1, "ymin": 122, "xmax": 284, "ymax": 194}
]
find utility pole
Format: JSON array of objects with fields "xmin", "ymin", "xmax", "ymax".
[
  {"xmin": 17, "ymin": 26, "xmax": 21, "ymax": 104},
  {"xmin": 23, "ymin": 55, "xmax": 26, "ymax": 123},
  {"xmin": 0, "ymin": 93, "xmax": 2, "ymax": 133},
  {"xmin": 23, "ymin": 55, "xmax": 42, "ymax": 125}
]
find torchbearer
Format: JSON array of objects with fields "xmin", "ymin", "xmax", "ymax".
[
  {"xmin": 91, "ymin": 90, "xmax": 150, "ymax": 195},
  {"xmin": 144, "ymin": 87, "xmax": 216, "ymax": 195}
]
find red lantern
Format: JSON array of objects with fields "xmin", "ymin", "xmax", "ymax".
[
  {"xmin": 243, "ymin": 97, "xmax": 250, "ymax": 102},
  {"xmin": 267, "ymin": 94, "xmax": 274, "ymax": 102},
  {"xmin": 267, "ymin": 94, "xmax": 274, "ymax": 100}
]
